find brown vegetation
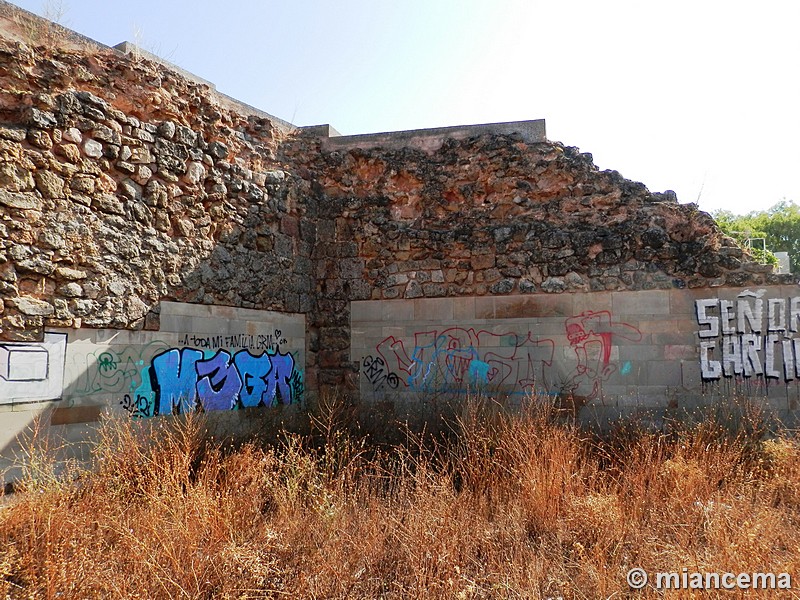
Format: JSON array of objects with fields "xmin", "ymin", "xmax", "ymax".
[{"xmin": 0, "ymin": 395, "xmax": 798, "ymax": 599}]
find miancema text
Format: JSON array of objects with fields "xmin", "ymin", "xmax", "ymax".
[{"xmin": 696, "ymin": 291, "xmax": 800, "ymax": 380}]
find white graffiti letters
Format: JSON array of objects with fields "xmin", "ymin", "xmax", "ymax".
[{"xmin": 696, "ymin": 291, "xmax": 800, "ymax": 381}]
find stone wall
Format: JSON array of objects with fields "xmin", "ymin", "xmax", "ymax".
[
  {"xmin": 1, "ymin": 1, "xmax": 798, "ymax": 480},
  {"xmin": 286, "ymin": 128, "xmax": 794, "ymax": 388},
  {"xmin": 0, "ymin": 25, "xmax": 313, "ymax": 345}
]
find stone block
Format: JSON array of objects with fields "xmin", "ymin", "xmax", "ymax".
[
  {"xmin": 350, "ymin": 328, "xmax": 368, "ymax": 351},
  {"xmin": 158, "ymin": 314, "xmax": 193, "ymax": 333},
  {"xmin": 475, "ymin": 297, "xmax": 495, "ymax": 319},
  {"xmin": 612, "ymin": 290, "xmax": 670, "ymax": 316},
  {"xmin": 779, "ymin": 284, "xmax": 800, "ymax": 302},
  {"xmin": 645, "ymin": 361, "xmax": 683, "ymax": 387},
  {"xmin": 664, "ymin": 344, "xmax": 697, "ymax": 360},
  {"xmin": 676, "ymin": 318, "xmax": 702, "ymax": 333},
  {"xmin": 452, "ymin": 297, "xmax": 475, "ymax": 320},
  {"xmin": 573, "ymin": 292, "xmax": 612, "ymax": 315},
  {"xmin": 527, "ymin": 320, "xmax": 566, "ymax": 337},
  {"xmin": 650, "ymin": 332, "xmax": 694, "ymax": 346},
  {"xmin": 161, "ymin": 301, "xmax": 212, "ymax": 319},
  {"xmin": 617, "ymin": 388, "xmax": 671, "ymax": 408},
  {"xmin": 381, "ymin": 300, "xmax": 414, "ymax": 322},
  {"xmin": 669, "ymin": 288, "xmax": 718, "ymax": 318},
  {"xmin": 190, "ymin": 317, "xmax": 235, "ymax": 335},
  {"xmin": 471, "ymin": 254, "xmax": 495, "ymax": 270},
  {"xmin": 635, "ymin": 319, "xmax": 679, "ymax": 334},
  {"xmin": 381, "ymin": 326, "xmax": 407, "ymax": 340},
  {"xmin": 351, "ymin": 300, "xmax": 382, "ymax": 323},
  {"xmin": 413, "ymin": 298, "xmax": 453, "ymax": 321},
  {"xmin": 275, "ymin": 323, "xmax": 305, "ymax": 342},
  {"xmin": 618, "ymin": 345, "xmax": 661, "ymax": 362},
  {"xmin": 50, "ymin": 405, "xmax": 103, "ymax": 425},
  {"xmin": 318, "ymin": 350, "xmax": 346, "ymax": 369},
  {"xmin": 503, "ymin": 294, "xmax": 575, "ymax": 319},
  {"xmin": 320, "ymin": 326, "xmax": 350, "ymax": 351}
]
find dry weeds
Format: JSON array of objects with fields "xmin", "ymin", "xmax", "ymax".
[{"xmin": 0, "ymin": 394, "xmax": 798, "ymax": 599}]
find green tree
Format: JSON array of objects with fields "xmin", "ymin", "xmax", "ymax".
[{"xmin": 712, "ymin": 200, "xmax": 800, "ymax": 272}]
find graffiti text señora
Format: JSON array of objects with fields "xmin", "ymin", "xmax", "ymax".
[{"xmin": 696, "ymin": 291, "xmax": 800, "ymax": 380}]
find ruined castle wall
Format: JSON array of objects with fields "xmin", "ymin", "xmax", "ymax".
[
  {"xmin": 0, "ymin": 12, "xmax": 314, "ymax": 481},
  {"xmin": 2, "ymin": 2, "xmax": 799, "ymax": 486},
  {"xmin": 0, "ymin": 36, "xmax": 314, "ymax": 343},
  {"xmin": 286, "ymin": 128, "xmax": 794, "ymax": 390}
]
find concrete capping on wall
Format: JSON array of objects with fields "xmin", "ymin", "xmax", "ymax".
[
  {"xmin": 317, "ymin": 119, "xmax": 547, "ymax": 153},
  {"xmin": 300, "ymin": 124, "xmax": 343, "ymax": 138},
  {"xmin": 0, "ymin": 2, "xmax": 296, "ymax": 133}
]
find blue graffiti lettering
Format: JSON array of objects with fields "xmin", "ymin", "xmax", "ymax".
[
  {"xmin": 233, "ymin": 351, "xmax": 272, "ymax": 408},
  {"xmin": 150, "ymin": 348, "xmax": 203, "ymax": 415},
  {"xmin": 146, "ymin": 347, "xmax": 302, "ymax": 417},
  {"xmin": 264, "ymin": 350, "xmax": 296, "ymax": 406},
  {"xmin": 196, "ymin": 350, "xmax": 243, "ymax": 411}
]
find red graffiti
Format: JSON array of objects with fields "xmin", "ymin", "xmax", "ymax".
[
  {"xmin": 565, "ymin": 311, "xmax": 642, "ymax": 400},
  {"xmin": 375, "ymin": 327, "xmax": 556, "ymax": 393},
  {"xmin": 368, "ymin": 311, "xmax": 642, "ymax": 400}
]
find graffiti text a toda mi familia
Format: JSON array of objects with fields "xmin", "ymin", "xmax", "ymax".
[
  {"xmin": 122, "ymin": 347, "xmax": 303, "ymax": 418},
  {"xmin": 179, "ymin": 329, "xmax": 287, "ymax": 352},
  {"xmin": 697, "ymin": 290, "xmax": 800, "ymax": 380}
]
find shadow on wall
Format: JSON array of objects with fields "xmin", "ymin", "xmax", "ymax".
[
  {"xmin": 0, "ymin": 66, "xmax": 318, "ymax": 483},
  {"xmin": 0, "ymin": 224, "xmax": 312, "ymax": 486},
  {"xmin": 0, "ymin": 317, "xmax": 307, "ymax": 487}
]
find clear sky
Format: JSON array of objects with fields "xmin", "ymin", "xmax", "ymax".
[{"xmin": 7, "ymin": 0, "xmax": 800, "ymax": 216}]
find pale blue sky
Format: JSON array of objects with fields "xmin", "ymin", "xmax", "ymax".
[{"xmin": 8, "ymin": 0, "xmax": 800, "ymax": 216}]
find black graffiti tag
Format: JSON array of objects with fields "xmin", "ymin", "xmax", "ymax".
[
  {"xmin": 362, "ymin": 355, "xmax": 399, "ymax": 391},
  {"xmin": 120, "ymin": 393, "xmax": 154, "ymax": 419}
]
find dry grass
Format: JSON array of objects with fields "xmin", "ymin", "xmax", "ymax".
[{"xmin": 0, "ymin": 394, "xmax": 799, "ymax": 599}]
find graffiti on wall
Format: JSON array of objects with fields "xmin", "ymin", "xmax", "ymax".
[
  {"xmin": 74, "ymin": 341, "xmax": 170, "ymax": 398},
  {"xmin": 697, "ymin": 289, "xmax": 800, "ymax": 381},
  {"xmin": 0, "ymin": 332, "xmax": 68, "ymax": 404},
  {"xmin": 178, "ymin": 330, "xmax": 287, "ymax": 352},
  {"xmin": 70, "ymin": 331, "xmax": 303, "ymax": 418},
  {"xmin": 134, "ymin": 346, "xmax": 303, "ymax": 417},
  {"xmin": 565, "ymin": 311, "xmax": 642, "ymax": 399},
  {"xmin": 367, "ymin": 311, "xmax": 641, "ymax": 400},
  {"xmin": 361, "ymin": 355, "xmax": 400, "ymax": 391}
]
